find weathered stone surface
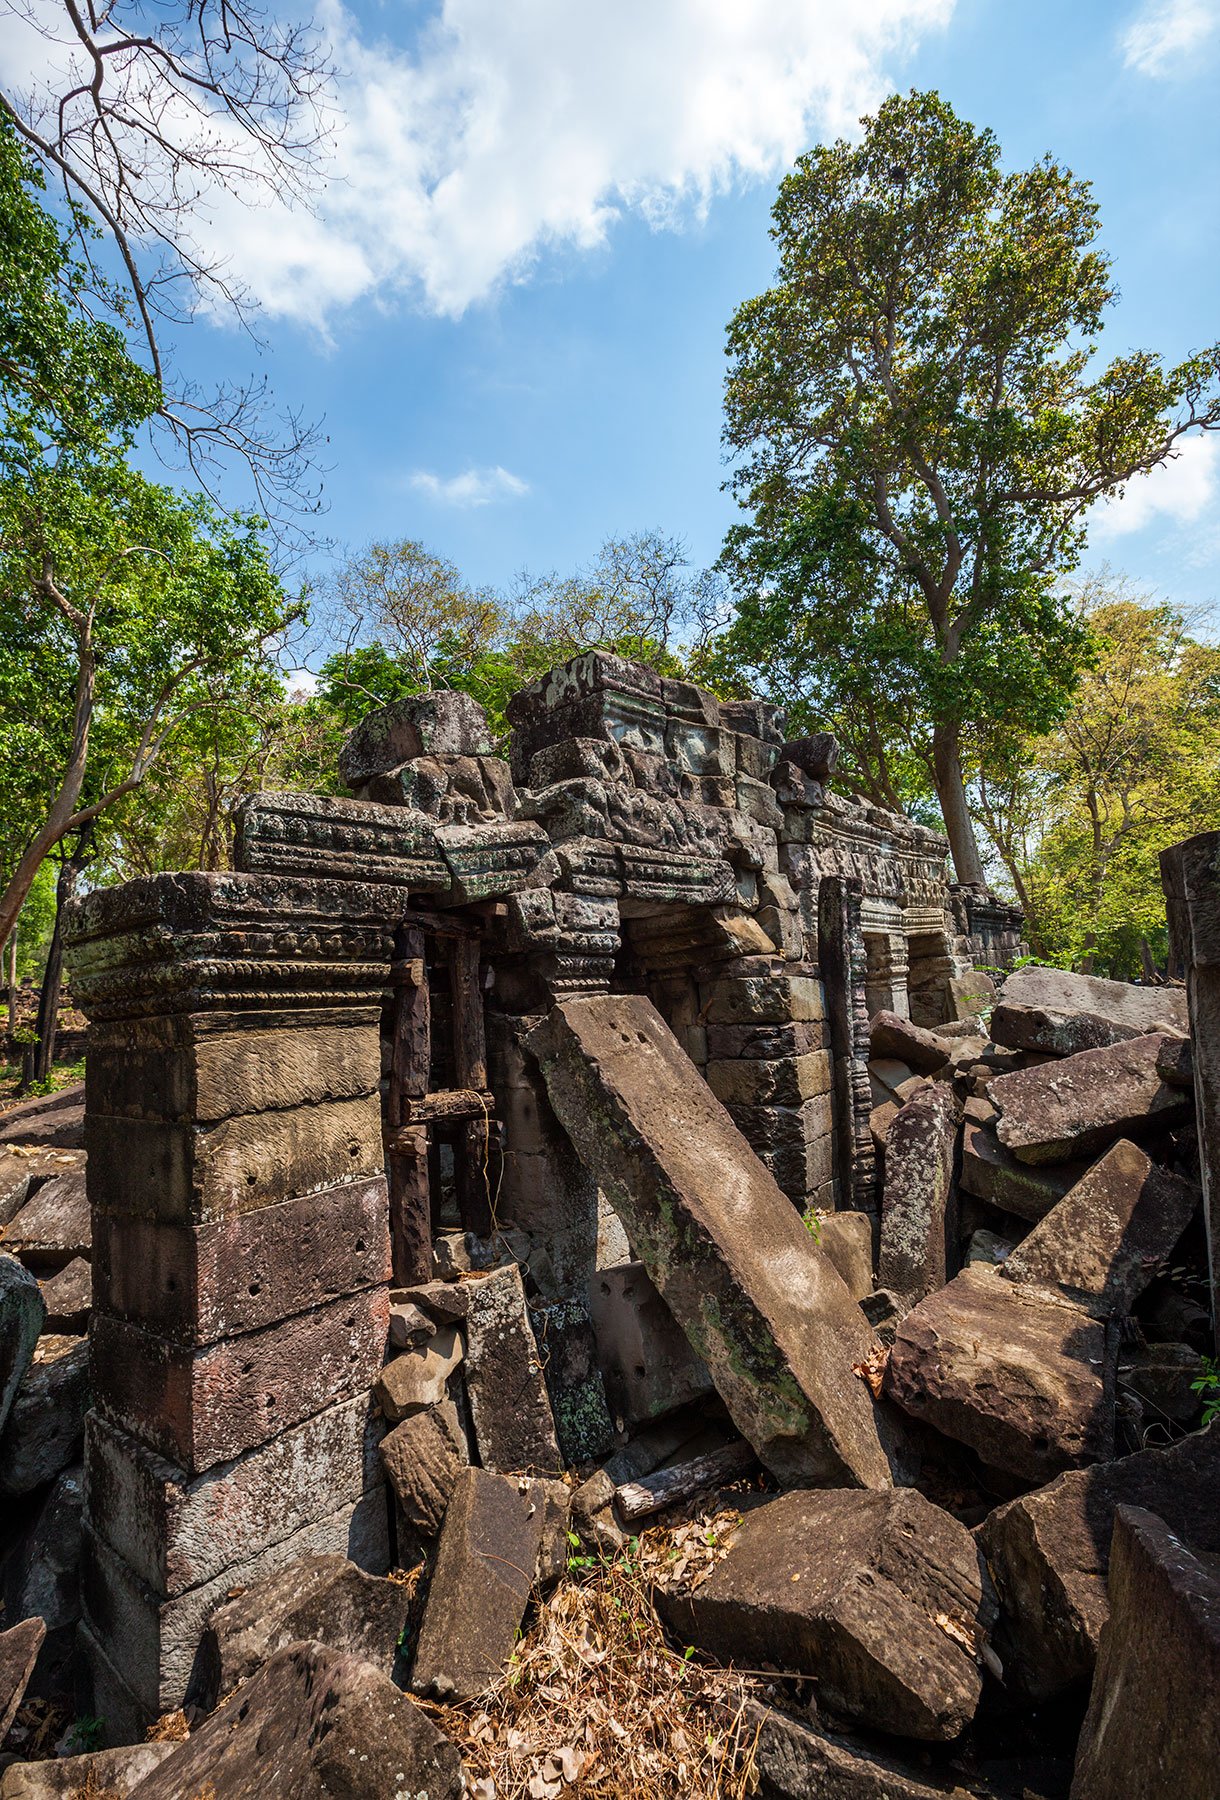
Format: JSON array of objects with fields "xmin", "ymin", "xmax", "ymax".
[
  {"xmin": 2, "ymin": 1173, "xmax": 89, "ymax": 1269},
  {"xmin": 1118, "ymin": 1340, "xmax": 1207, "ymax": 1423},
  {"xmin": 878, "ymin": 1084, "xmax": 960, "ymax": 1313},
  {"xmin": 388, "ymin": 1300, "xmax": 435, "ymax": 1349},
  {"xmin": 990, "ymin": 1034, "xmax": 1191, "ymax": 1164},
  {"xmin": 193, "ymin": 1551, "xmax": 410, "ymax": 1709},
  {"xmin": 1071, "ymin": 1506, "xmax": 1220, "ymax": 1800},
  {"xmin": 396, "ymin": 1278, "xmax": 470, "ymax": 1324},
  {"xmin": 1000, "ymin": 1140, "xmax": 1199, "ymax": 1317},
  {"xmin": 528, "ymin": 1296, "xmax": 614, "ymax": 1464},
  {"xmin": 0, "ymin": 1255, "xmax": 43, "ymax": 1439},
  {"xmin": 340, "ymin": 690, "xmax": 494, "ymax": 785},
  {"xmin": 997, "ymin": 963, "xmax": 1188, "ymax": 1037},
  {"xmin": 745, "ymin": 1703, "xmax": 992, "ymax": 1799},
  {"xmin": 814, "ymin": 1213, "xmax": 875, "ymax": 1302},
  {"xmin": 869, "ymin": 1011, "xmax": 952, "ymax": 1075},
  {"xmin": 1155, "ymin": 1032, "xmax": 1192, "ymax": 1086},
  {"xmin": 959, "ymin": 1121, "xmax": 1084, "ymax": 1222},
  {"xmin": 85, "ymin": 1396, "xmax": 385, "ymax": 1595},
  {"xmin": 530, "ymin": 996, "xmax": 894, "ymax": 1489},
  {"xmin": 374, "ymin": 1325, "xmax": 464, "ymax": 1423},
  {"xmin": 0, "ymin": 1618, "xmax": 45, "ymax": 1741},
  {"xmin": 2, "ymin": 1465, "xmax": 82, "ymax": 1701},
  {"xmin": 411, "ymin": 1467, "xmax": 545, "ymax": 1702},
  {"xmin": 91, "ymin": 1287, "xmax": 390, "ymax": 1473},
  {"xmin": 946, "ymin": 970, "xmax": 995, "ymax": 1022},
  {"xmin": 588, "ymin": 1260, "xmax": 713, "ymax": 1429},
  {"xmin": 989, "ymin": 1002, "xmax": 1141, "ymax": 1059},
  {"xmin": 92, "ymin": 1176, "xmax": 390, "ymax": 1345},
  {"xmin": 701, "ymin": 965, "xmax": 825, "ymax": 1026},
  {"xmin": 706, "ymin": 1020, "xmax": 827, "ymax": 1061},
  {"xmin": 127, "ymin": 1641, "xmax": 464, "ymax": 1799},
  {"xmin": 0, "ymin": 1086, "xmax": 84, "ymax": 1150},
  {"xmin": 885, "ymin": 1265, "xmax": 1115, "ymax": 1482},
  {"xmin": 464, "ymin": 1265, "xmax": 562, "ymax": 1473},
  {"xmin": 38, "ymin": 1257, "xmax": 90, "ymax": 1333},
  {"xmin": 378, "ymin": 1406, "xmax": 467, "ymax": 1537},
  {"xmin": 660, "ymin": 1489, "xmax": 990, "ymax": 1741},
  {"xmin": 976, "ymin": 1421, "xmax": 1220, "ymax": 1700},
  {"xmin": 965, "ymin": 1228, "xmax": 1014, "ymax": 1268},
  {"xmin": 0, "ymin": 1744, "xmax": 177, "ymax": 1797},
  {"xmin": 706, "ymin": 1050, "xmax": 832, "ymax": 1108},
  {"xmin": 0, "ymin": 1335, "xmax": 89, "ymax": 1496}
]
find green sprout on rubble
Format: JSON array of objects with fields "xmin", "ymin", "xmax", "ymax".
[{"xmin": 1191, "ymin": 1356, "xmax": 1220, "ymax": 1426}]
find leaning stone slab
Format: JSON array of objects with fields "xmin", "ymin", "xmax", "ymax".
[
  {"xmin": 0, "ymin": 1335, "xmax": 89, "ymax": 1497},
  {"xmin": 0, "ymin": 1255, "xmax": 43, "ymax": 1439},
  {"xmin": 126, "ymin": 1640, "xmax": 464, "ymax": 1800},
  {"xmin": 959, "ymin": 1121, "xmax": 1084, "ymax": 1222},
  {"xmin": 885, "ymin": 1265, "xmax": 1115, "ymax": 1483},
  {"xmin": 464, "ymin": 1264, "xmax": 562, "ymax": 1473},
  {"xmin": 530, "ymin": 996, "xmax": 893, "ymax": 1488},
  {"xmin": 193, "ymin": 1551, "xmax": 410, "ymax": 1710},
  {"xmin": 2, "ymin": 1173, "xmax": 89, "ymax": 1269},
  {"xmin": 990, "ymin": 1034, "xmax": 1191, "ymax": 1164},
  {"xmin": 869, "ymin": 1011, "xmax": 952, "ymax": 1075},
  {"xmin": 814, "ymin": 1213, "xmax": 875, "ymax": 1302},
  {"xmin": 997, "ymin": 963, "xmax": 1188, "ymax": 1036},
  {"xmin": 0, "ymin": 1744, "xmax": 177, "ymax": 1798},
  {"xmin": 989, "ymin": 1003, "xmax": 1142, "ymax": 1059},
  {"xmin": 38, "ymin": 1257, "xmax": 90, "ymax": 1333},
  {"xmin": 1000, "ymin": 1140, "xmax": 1199, "ymax": 1317},
  {"xmin": 0, "ymin": 1618, "xmax": 46, "ymax": 1741},
  {"xmin": 976, "ymin": 1420, "xmax": 1220, "ymax": 1701},
  {"xmin": 877, "ymin": 1084, "xmax": 960, "ymax": 1313},
  {"xmin": 2, "ymin": 1464, "xmax": 82, "ymax": 1703},
  {"xmin": 744, "ymin": 1702, "xmax": 995, "ymax": 1799},
  {"xmin": 410, "ymin": 1466, "xmax": 545, "ymax": 1702},
  {"xmin": 378, "ymin": 1405, "xmax": 467, "ymax": 1537},
  {"xmin": 1070, "ymin": 1507, "xmax": 1220, "ymax": 1800},
  {"xmin": 659, "ymin": 1489, "xmax": 991, "ymax": 1741}
]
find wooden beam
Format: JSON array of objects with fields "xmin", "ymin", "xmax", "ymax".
[{"xmin": 614, "ymin": 1441, "xmax": 756, "ymax": 1522}]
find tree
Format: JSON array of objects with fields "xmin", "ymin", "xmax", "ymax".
[{"xmin": 721, "ymin": 89, "xmax": 1220, "ymax": 882}]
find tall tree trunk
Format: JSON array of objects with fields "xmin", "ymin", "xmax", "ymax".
[
  {"xmin": 6, "ymin": 928, "xmax": 16, "ymax": 1036},
  {"xmin": 932, "ymin": 719, "xmax": 985, "ymax": 886},
  {"xmin": 32, "ymin": 829, "xmax": 90, "ymax": 1084}
]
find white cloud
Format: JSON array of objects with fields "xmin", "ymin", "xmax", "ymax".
[
  {"xmin": 1119, "ymin": 0, "xmax": 1219, "ymax": 75},
  {"xmin": 406, "ymin": 464, "xmax": 530, "ymax": 507},
  {"xmin": 1091, "ymin": 432, "xmax": 1220, "ymax": 539}
]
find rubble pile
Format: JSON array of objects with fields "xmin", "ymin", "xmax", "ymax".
[{"xmin": 0, "ymin": 659, "xmax": 1216, "ymax": 1799}]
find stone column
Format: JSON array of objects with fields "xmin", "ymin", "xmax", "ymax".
[
  {"xmin": 66, "ymin": 872, "xmax": 404, "ymax": 1739},
  {"xmin": 1161, "ymin": 833, "xmax": 1220, "ymax": 1352},
  {"xmin": 818, "ymin": 875, "xmax": 876, "ymax": 1215}
]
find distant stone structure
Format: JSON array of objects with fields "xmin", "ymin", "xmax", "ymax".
[{"xmin": 64, "ymin": 652, "xmax": 1023, "ymax": 1730}]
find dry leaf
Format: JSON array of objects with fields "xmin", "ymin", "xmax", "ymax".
[{"xmin": 851, "ymin": 1343, "xmax": 889, "ymax": 1399}]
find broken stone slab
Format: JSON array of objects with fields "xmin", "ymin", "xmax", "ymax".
[
  {"xmin": 373, "ymin": 1324, "xmax": 464, "ymax": 1423},
  {"xmin": 530, "ymin": 996, "xmax": 895, "ymax": 1489},
  {"xmin": 37, "ymin": 1258, "xmax": 90, "ymax": 1334},
  {"xmin": 410, "ymin": 1466, "xmax": 545, "ymax": 1702},
  {"xmin": 2, "ymin": 1464, "xmax": 82, "ymax": 1702},
  {"xmin": 976, "ymin": 1419, "xmax": 1220, "ymax": 1700},
  {"xmin": 877, "ymin": 1084, "xmax": 960, "ymax": 1314},
  {"xmin": 127, "ymin": 1640, "xmax": 464, "ymax": 1799},
  {"xmin": 999, "ymin": 1139, "xmax": 1199, "ymax": 1317},
  {"xmin": 1155, "ymin": 1033, "xmax": 1192, "ymax": 1086},
  {"xmin": 1070, "ymin": 1506, "xmax": 1220, "ymax": 1800},
  {"xmin": 378, "ymin": 1405, "xmax": 467, "ymax": 1538},
  {"xmin": 192, "ymin": 1551, "xmax": 411, "ymax": 1711},
  {"xmin": 959, "ymin": 1120, "xmax": 1085, "ymax": 1222},
  {"xmin": 813, "ymin": 1213, "xmax": 874, "ymax": 1302},
  {"xmin": 990, "ymin": 1034, "xmax": 1192, "ymax": 1165},
  {"xmin": 0, "ymin": 1256, "xmax": 43, "ymax": 1440},
  {"xmin": 1118, "ymin": 1340, "xmax": 1207, "ymax": 1424},
  {"xmin": 867, "ymin": 1057, "xmax": 919, "ymax": 1102},
  {"xmin": 659, "ymin": 1488, "xmax": 992, "ymax": 1741},
  {"xmin": 528, "ymin": 1296, "xmax": 614, "ymax": 1465},
  {"xmin": 0, "ymin": 1619, "xmax": 45, "ymax": 1742},
  {"xmin": 744, "ymin": 1703, "xmax": 996, "ymax": 1799},
  {"xmin": 588, "ymin": 1260, "xmax": 713, "ymax": 1430},
  {"xmin": 0, "ymin": 1744, "xmax": 177, "ymax": 1798},
  {"xmin": 989, "ymin": 1003, "xmax": 1143, "ymax": 1059},
  {"xmin": 947, "ymin": 970, "xmax": 995, "ymax": 1022},
  {"xmin": 387, "ymin": 1300, "xmax": 436, "ymax": 1349},
  {"xmin": 2, "ymin": 1173, "xmax": 89, "ymax": 1272},
  {"xmin": 0, "ymin": 1335, "xmax": 89, "ymax": 1497},
  {"xmin": 998, "ymin": 963, "xmax": 1189, "ymax": 1037},
  {"xmin": 394, "ymin": 1278, "xmax": 470, "ymax": 1324},
  {"xmin": 885, "ymin": 1265, "xmax": 1116, "ymax": 1483},
  {"xmin": 339, "ymin": 690, "xmax": 493, "ymax": 787},
  {"xmin": 464, "ymin": 1264, "xmax": 562, "ymax": 1473},
  {"xmin": 869, "ymin": 1011, "xmax": 952, "ymax": 1075},
  {"xmin": 0, "ymin": 1086, "xmax": 85, "ymax": 1150}
]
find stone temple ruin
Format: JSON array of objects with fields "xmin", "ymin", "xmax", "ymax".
[{"xmin": 0, "ymin": 649, "xmax": 1216, "ymax": 1798}]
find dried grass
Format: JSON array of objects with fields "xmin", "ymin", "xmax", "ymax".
[{"xmin": 420, "ymin": 1505, "xmax": 764, "ymax": 1799}]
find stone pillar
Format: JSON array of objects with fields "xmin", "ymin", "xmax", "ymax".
[
  {"xmin": 818, "ymin": 875, "xmax": 876, "ymax": 1215},
  {"xmin": 1161, "ymin": 833, "xmax": 1220, "ymax": 1352},
  {"xmin": 66, "ymin": 873, "xmax": 403, "ymax": 1739},
  {"xmin": 863, "ymin": 930, "xmax": 911, "ymax": 1019}
]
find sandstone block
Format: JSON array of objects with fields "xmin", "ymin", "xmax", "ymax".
[
  {"xmin": 701, "ymin": 966, "xmax": 824, "ymax": 1026},
  {"xmin": 997, "ymin": 963, "xmax": 1188, "ymax": 1036},
  {"xmin": 959, "ymin": 1121, "xmax": 1084, "ymax": 1222},
  {"xmin": 1000, "ymin": 1139, "xmax": 1199, "ymax": 1317},
  {"xmin": 706, "ymin": 1050, "xmax": 831, "ymax": 1108},
  {"xmin": 3, "ymin": 1173, "xmax": 89, "ymax": 1269},
  {"xmin": 659, "ymin": 1489, "xmax": 991, "ymax": 1740},
  {"xmin": 947, "ymin": 970, "xmax": 995, "ymax": 1022},
  {"xmin": 878, "ymin": 1084, "xmax": 960, "ymax": 1313},
  {"xmin": 1071, "ymin": 1507, "xmax": 1220, "ymax": 1800},
  {"xmin": 885, "ymin": 1265, "xmax": 1115, "ymax": 1483},
  {"xmin": 989, "ymin": 1002, "xmax": 1141, "ymax": 1058},
  {"xmin": 91, "ymin": 1287, "xmax": 390, "ymax": 1473},
  {"xmin": 379, "ymin": 1405, "xmax": 467, "ymax": 1538},
  {"xmin": 464, "ymin": 1264, "xmax": 562, "ymax": 1473},
  {"xmin": 530, "ymin": 996, "xmax": 894, "ymax": 1488},
  {"xmin": 976, "ymin": 1421, "xmax": 1220, "ymax": 1700},
  {"xmin": 0, "ymin": 1087, "xmax": 84, "ymax": 1151},
  {"xmin": 744, "ymin": 1702, "xmax": 995, "ymax": 1799},
  {"xmin": 38, "ymin": 1258, "xmax": 90, "ymax": 1333},
  {"xmin": 706, "ymin": 1020, "xmax": 826, "ymax": 1060},
  {"xmin": 2, "ymin": 1464, "xmax": 82, "ymax": 1700},
  {"xmin": 991, "ymin": 1034, "xmax": 1192, "ymax": 1164},
  {"xmin": 0, "ymin": 1619, "xmax": 46, "ymax": 1741},
  {"xmin": 589, "ymin": 1260, "xmax": 713, "ymax": 1429},
  {"xmin": 0, "ymin": 1744, "xmax": 176, "ymax": 1797},
  {"xmin": 0, "ymin": 1255, "xmax": 43, "ymax": 1438},
  {"xmin": 374, "ymin": 1325, "xmax": 464, "ymax": 1423},
  {"xmin": 340, "ymin": 690, "xmax": 493, "ymax": 784},
  {"xmin": 869, "ymin": 1011, "xmax": 952, "ymax": 1075},
  {"xmin": 125, "ymin": 1641, "xmax": 463, "ymax": 1799},
  {"xmin": 814, "ymin": 1212, "xmax": 875, "ymax": 1301},
  {"xmin": 411, "ymin": 1467, "xmax": 545, "ymax": 1702},
  {"xmin": 528, "ymin": 1296, "xmax": 614, "ymax": 1464},
  {"xmin": 0, "ymin": 1335, "xmax": 89, "ymax": 1496}
]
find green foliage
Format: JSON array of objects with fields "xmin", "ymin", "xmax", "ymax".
[{"xmin": 1191, "ymin": 1358, "xmax": 1220, "ymax": 1427}]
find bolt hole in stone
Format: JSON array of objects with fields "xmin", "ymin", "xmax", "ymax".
[
  {"xmin": 245, "ymin": 1172, "xmax": 256, "ymax": 1186},
  {"xmin": 165, "ymin": 1276, "xmax": 177, "ymax": 1293},
  {"xmin": 241, "ymin": 1362, "xmax": 253, "ymax": 1376},
  {"xmin": 634, "ymin": 1364, "xmax": 647, "ymax": 1380},
  {"xmin": 354, "ymin": 1239, "xmax": 366, "ymax": 1253},
  {"xmin": 248, "ymin": 1281, "xmax": 261, "ymax": 1297},
  {"xmin": 265, "ymin": 1395, "xmax": 275, "ymax": 1408}
]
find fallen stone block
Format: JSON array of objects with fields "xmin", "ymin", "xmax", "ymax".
[
  {"xmin": 990, "ymin": 1034, "xmax": 1191, "ymax": 1164},
  {"xmin": 0, "ymin": 1086, "xmax": 84, "ymax": 1150},
  {"xmin": 1118, "ymin": 1341, "xmax": 1207, "ymax": 1424},
  {"xmin": 885, "ymin": 1265, "xmax": 1116, "ymax": 1483},
  {"xmin": 394, "ymin": 1278, "xmax": 470, "ymax": 1325},
  {"xmin": 947, "ymin": 971, "xmax": 995, "ymax": 1022},
  {"xmin": 999, "ymin": 1139, "xmax": 1199, "ymax": 1317},
  {"xmin": 378, "ymin": 1404, "xmax": 467, "ymax": 1538},
  {"xmin": 0, "ymin": 1744, "xmax": 177, "ymax": 1797},
  {"xmin": 867, "ymin": 1057, "xmax": 919, "ymax": 1102},
  {"xmin": 2, "ymin": 1465, "xmax": 82, "ymax": 1701},
  {"xmin": 1155, "ymin": 1033, "xmax": 1192, "ymax": 1086},
  {"xmin": 0, "ymin": 1335, "xmax": 89, "ymax": 1497},
  {"xmin": 387, "ymin": 1299, "xmax": 435, "ymax": 1349},
  {"xmin": 997, "ymin": 963, "xmax": 1188, "ymax": 1037},
  {"xmin": 192, "ymin": 1551, "xmax": 411, "ymax": 1710},
  {"xmin": 464, "ymin": 1264, "xmax": 562, "ymax": 1473},
  {"xmin": 589, "ymin": 1260, "xmax": 713, "ymax": 1429},
  {"xmin": 0, "ymin": 1255, "xmax": 43, "ymax": 1439},
  {"xmin": 659, "ymin": 1489, "xmax": 991, "ymax": 1741},
  {"xmin": 877, "ymin": 1084, "xmax": 960, "ymax": 1313},
  {"xmin": 37, "ymin": 1257, "xmax": 90, "ymax": 1333},
  {"xmin": 374, "ymin": 1324, "xmax": 464, "ymax": 1423},
  {"xmin": 411, "ymin": 1467, "xmax": 545, "ymax": 1702},
  {"xmin": 0, "ymin": 1618, "xmax": 45, "ymax": 1742},
  {"xmin": 869, "ymin": 1011, "xmax": 952, "ymax": 1075},
  {"xmin": 530, "ymin": 996, "xmax": 894, "ymax": 1489},
  {"xmin": 2, "ymin": 1173, "xmax": 89, "ymax": 1271},
  {"xmin": 1070, "ymin": 1506, "xmax": 1220, "ymax": 1800},
  {"xmin": 528, "ymin": 1296, "xmax": 613, "ymax": 1465},
  {"xmin": 126, "ymin": 1640, "xmax": 464, "ymax": 1799},
  {"xmin": 976, "ymin": 1420, "xmax": 1220, "ymax": 1700},
  {"xmin": 965, "ymin": 1229, "xmax": 1015, "ymax": 1268},
  {"xmin": 959, "ymin": 1121, "xmax": 1084, "ymax": 1221},
  {"xmin": 989, "ymin": 1002, "xmax": 1142, "ymax": 1059},
  {"xmin": 814, "ymin": 1213, "xmax": 874, "ymax": 1302},
  {"xmin": 744, "ymin": 1702, "xmax": 994, "ymax": 1799}
]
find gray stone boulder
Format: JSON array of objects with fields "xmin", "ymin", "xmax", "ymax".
[
  {"xmin": 0, "ymin": 1335, "xmax": 89, "ymax": 1497},
  {"xmin": 3, "ymin": 1173, "xmax": 89, "ymax": 1270},
  {"xmin": 0, "ymin": 1256, "xmax": 43, "ymax": 1439},
  {"xmin": 588, "ymin": 1259, "xmax": 713, "ymax": 1429},
  {"xmin": 877, "ymin": 1083, "xmax": 960, "ymax": 1314},
  {"xmin": 996, "ymin": 964, "xmax": 1188, "ymax": 1036},
  {"xmin": 869, "ymin": 1011, "xmax": 952, "ymax": 1075},
  {"xmin": 990, "ymin": 1034, "xmax": 1191, "ymax": 1165},
  {"xmin": 464, "ymin": 1264, "xmax": 562, "ymax": 1473},
  {"xmin": 989, "ymin": 1003, "xmax": 1143, "ymax": 1059},
  {"xmin": 0, "ymin": 1745, "xmax": 177, "ymax": 1798},
  {"xmin": 378, "ymin": 1404, "xmax": 467, "ymax": 1539}
]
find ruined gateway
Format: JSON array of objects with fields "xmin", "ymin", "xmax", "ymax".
[{"xmin": 2, "ymin": 648, "xmax": 1215, "ymax": 1796}]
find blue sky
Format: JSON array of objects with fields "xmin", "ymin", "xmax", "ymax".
[{"xmin": 35, "ymin": 0, "xmax": 1220, "ymax": 628}]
